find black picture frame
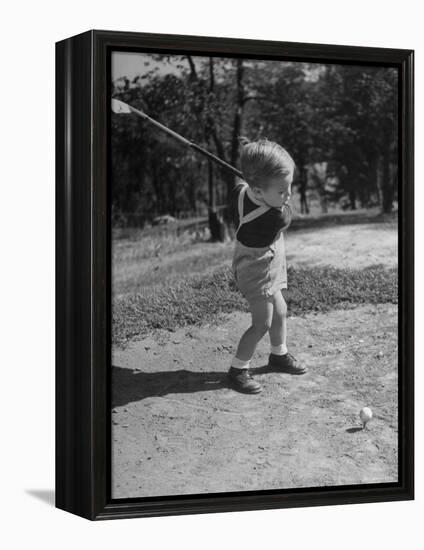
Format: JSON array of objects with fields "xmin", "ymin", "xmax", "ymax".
[{"xmin": 55, "ymin": 29, "xmax": 414, "ymax": 521}]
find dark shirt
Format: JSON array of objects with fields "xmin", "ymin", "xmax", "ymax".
[{"xmin": 230, "ymin": 181, "xmax": 291, "ymax": 247}]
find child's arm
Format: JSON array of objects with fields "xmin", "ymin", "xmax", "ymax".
[
  {"xmin": 229, "ymin": 180, "xmax": 246, "ymax": 227},
  {"xmin": 274, "ymin": 203, "xmax": 292, "ymax": 230}
]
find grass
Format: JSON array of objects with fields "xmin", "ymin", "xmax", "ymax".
[
  {"xmin": 112, "ymin": 210, "xmax": 397, "ymax": 299},
  {"xmin": 112, "ymin": 264, "xmax": 398, "ymax": 347},
  {"xmin": 112, "ymin": 225, "xmax": 210, "ymax": 262},
  {"xmin": 112, "ymin": 241, "xmax": 232, "ymax": 297}
]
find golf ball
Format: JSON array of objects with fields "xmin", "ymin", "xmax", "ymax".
[{"xmin": 360, "ymin": 407, "xmax": 373, "ymax": 425}]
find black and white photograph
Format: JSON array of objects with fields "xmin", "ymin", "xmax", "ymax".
[
  {"xmin": 110, "ymin": 49, "xmax": 400, "ymax": 499},
  {"xmin": 2, "ymin": 0, "xmax": 422, "ymax": 539}
]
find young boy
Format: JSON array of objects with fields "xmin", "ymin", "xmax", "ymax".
[{"xmin": 228, "ymin": 138, "xmax": 307, "ymax": 394}]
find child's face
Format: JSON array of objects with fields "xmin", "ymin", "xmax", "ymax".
[{"xmin": 253, "ymin": 173, "xmax": 293, "ymax": 208}]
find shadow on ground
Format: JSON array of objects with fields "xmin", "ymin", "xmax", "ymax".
[
  {"xmin": 112, "ymin": 364, "xmax": 286, "ymax": 407},
  {"xmin": 26, "ymin": 489, "xmax": 55, "ymax": 507}
]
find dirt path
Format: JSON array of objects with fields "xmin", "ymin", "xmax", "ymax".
[
  {"xmin": 112, "ymin": 303, "xmax": 397, "ymax": 498},
  {"xmin": 285, "ymin": 222, "xmax": 397, "ymax": 269}
]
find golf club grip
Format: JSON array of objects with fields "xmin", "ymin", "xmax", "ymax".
[{"xmin": 190, "ymin": 143, "xmax": 243, "ymax": 179}]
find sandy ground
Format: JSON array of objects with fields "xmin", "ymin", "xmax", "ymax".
[
  {"xmin": 112, "ymin": 303, "xmax": 398, "ymax": 498},
  {"xmin": 285, "ymin": 222, "xmax": 397, "ymax": 270}
]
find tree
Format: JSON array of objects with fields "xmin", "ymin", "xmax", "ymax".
[{"xmin": 111, "ymin": 55, "xmax": 399, "ymax": 228}]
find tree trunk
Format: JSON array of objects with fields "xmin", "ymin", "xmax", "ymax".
[
  {"xmin": 225, "ymin": 60, "xmax": 246, "ymax": 205},
  {"xmin": 374, "ymin": 155, "xmax": 383, "ymax": 206},
  {"xmin": 208, "ymin": 208, "xmax": 228, "ymax": 242},
  {"xmin": 208, "ymin": 161, "xmax": 215, "ymax": 209},
  {"xmin": 207, "ymin": 58, "xmax": 224, "ymax": 240},
  {"xmin": 381, "ymin": 147, "xmax": 393, "ymax": 213},
  {"xmin": 151, "ymin": 163, "xmax": 162, "ymax": 215},
  {"xmin": 314, "ymin": 176, "xmax": 328, "ymax": 214},
  {"xmin": 189, "ymin": 173, "xmax": 196, "ymax": 211},
  {"xmin": 319, "ymin": 191, "xmax": 328, "ymax": 214},
  {"xmin": 298, "ymin": 165, "xmax": 309, "ymax": 214},
  {"xmin": 230, "ymin": 60, "xmax": 245, "ymax": 169}
]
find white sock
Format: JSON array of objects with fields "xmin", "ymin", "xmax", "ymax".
[
  {"xmin": 230, "ymin": 356, "xmax": 251, "ymax": 369},
  {"xmin": 270, "ymin": 343, "xmax": 288, "ymax": 355}
]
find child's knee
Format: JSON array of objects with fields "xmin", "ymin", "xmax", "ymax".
[
  {"xmin": 251, "ymin": 319, "xmax": 272, "ymax": 336},
  {"xmin": 274, "ymin": 291, "xmax": 287, "ymax": 316}
]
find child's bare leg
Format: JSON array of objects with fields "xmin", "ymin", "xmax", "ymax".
[
  {"xmin": 269, "ymin": 290, "xmax": 287, "ymax": 349},
  {"xmin": 234, "ymin": 297, "xmax": 274, "ymax": 361},
  {"xmin": 268, "ymin": 290, "xmax": 308, "ymax": 373}
]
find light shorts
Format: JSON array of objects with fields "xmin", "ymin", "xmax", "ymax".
[{"xmin": 232, "ymin": 230, "xmax": 287, "ymax": 304}]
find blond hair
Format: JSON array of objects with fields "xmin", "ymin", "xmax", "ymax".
[{"xmin": 239, "ymin": 137, "xmax": 295, "ymax": 189}]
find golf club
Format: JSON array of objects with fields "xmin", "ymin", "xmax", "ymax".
[{"xmin": 111, "ymin": 98, "xmax": 243, "ymax": 179}]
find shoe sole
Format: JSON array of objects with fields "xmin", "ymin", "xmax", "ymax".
[
  {"xmin": 268, "ymin": 363, "xmax": 308, "ymax": 375},
  {"xmin": 227, "ymin": 378, "xmax": 263, "ymax": 394}
]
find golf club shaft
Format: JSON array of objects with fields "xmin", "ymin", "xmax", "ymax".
[
  {"xmin": 128, "ymin": 105, "xmax": 243, "ymax": 179},
  {"xmin": 190, "ymin": 143, "xmax": 243, "ymax": 179}
]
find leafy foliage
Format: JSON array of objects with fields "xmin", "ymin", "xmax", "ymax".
[{"xmin": 111, "ymin": 56, "xmax": 399, "ymax": 227}]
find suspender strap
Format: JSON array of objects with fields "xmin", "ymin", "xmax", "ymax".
[
  {"xmin": 236, "ymin": 184, "xmax": 271, "ymax": 233},
  {"xmin": 241, "ymin": 204, "xmax": 270, "ymax": 224},
  {"xmin": 237, "ymin": 184, "xmax": 246, "ymax": 224}
]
